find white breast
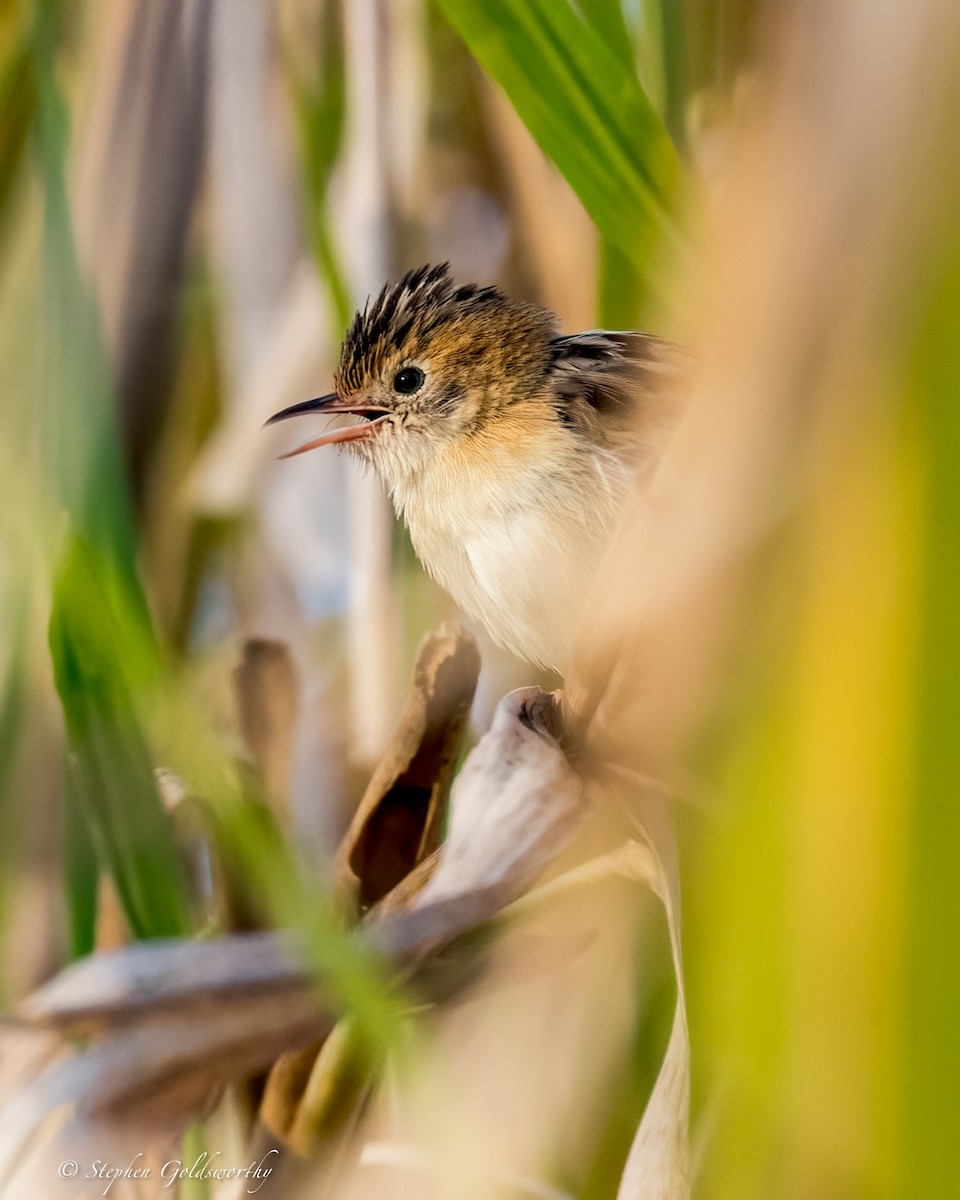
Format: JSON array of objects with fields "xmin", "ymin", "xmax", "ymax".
[{"xmin": 389, "ymin": 438, "xmax": 628, "ymax": 672}]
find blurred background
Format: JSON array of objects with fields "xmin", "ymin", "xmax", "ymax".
[{"xmin": 1, "ymin": 0, "xmax": 959, "ymax": 1197}]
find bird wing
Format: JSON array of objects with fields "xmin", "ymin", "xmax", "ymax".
[{"xmin": 546, "ymin": 330, "xmax": 689, "ymax": 461}]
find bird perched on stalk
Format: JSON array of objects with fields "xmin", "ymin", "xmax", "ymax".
[{"xmin": 268, "ymin": 264, "xmax": 684, "ymax": 673}]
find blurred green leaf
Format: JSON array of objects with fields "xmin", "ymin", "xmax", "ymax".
[
  {"xmin": 179, "ymin": 1123, "xmax": 211, "ymax": 1200},
  {"xmin": 584, "ymin": 4, "xmax": 651, "ymax": 327},
  {"xmin": 62, "ymin": 761, "xmax": 99, "ymax": 958},
  {"xmin": 203, "ymin": 793, "xmax": 406, "ymax": 1062},
  {"xmin": 291, "ymin": 1, "xmax": 351, "ymax": 334},
  {"xmin": 0, "ymin": 608, "xmax": 25, "ymax": 812},
  {"xmin": 581, "ymin": 0, "xmax": 634, "ymax": 70},
  {"xmin": 31, "ymin": 7, "xmax": 138, "ymax": 571},
  {"xmin": 0, "ymin": 37, "xmax": 35, "ymax": 245},
  {"xmin": 901, "ymin": 229, "xmax": 960, "ymax": 1197},
  {"xmin": 50, "ymin": 534, "xmax": 191, "ymax": 940},
  {"xmin": 30, "ymin": 6, "xmax": 191, "ymax": 944},
  {"xmin": 652, "ymin": 0, "xmax": 687, "ymax": 147},
  {"xmin": 0, "ymin": 615, "xmax": 27, "ymax": 975},
  {"xmin": 598, "ymin": 236, "xmax": 647, "ymax": 328},
  {"xmin": 433, "ymin": 0, "xmax": 684, "ymax": 289}
]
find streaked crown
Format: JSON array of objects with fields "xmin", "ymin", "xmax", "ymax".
[{"xmin": 334, "ymin": 262, "xmax": 557, "ymax": 408}]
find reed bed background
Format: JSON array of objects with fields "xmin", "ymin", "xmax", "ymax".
[{"xmin": 0, "ymin": 1, "xmax": 957, "ymax": 1197}]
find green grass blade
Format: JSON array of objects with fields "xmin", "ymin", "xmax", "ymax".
[
  {"xmin": 580, "ymin": 0, "xmax": 634, "ymax": 70},
  {"xmin": 62, "ymin": 759, "xmax": 99, "ymax": 958},
  {"xmin": 30, "ymin": 7, "xmax": 192, "ymax": 944},
  {"xmin": 49, "ymin": 535, "xmax": 192, "ymax": 940},
  {"xmin": 201, "ymin": 790, "xmax": 408, "ymax": 1062},
  {"xmin": 653, "ymin": 0, "xmax": 687, "ymax": 147},
  {"xmin": 598, "ymin": 236, "xmax": 647, "ymax": 327},
  {"xmin": 433, "ymin": 0, "xmax": 685, "ymax": 288},
  {"xmin": 584, "ymin": 4, "xmax": 656, "ymax": 323}
]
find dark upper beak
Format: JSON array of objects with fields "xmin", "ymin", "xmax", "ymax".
[{"xmin": 264, "ymin": 393, "xmax": 389, "ymax": 458}]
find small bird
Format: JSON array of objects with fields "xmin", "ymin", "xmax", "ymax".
[{"xmin": 268, "ymin": 264, "xmax": 683, "ymax": 673}]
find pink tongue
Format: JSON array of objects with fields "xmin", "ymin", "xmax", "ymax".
[{"xmin": 278, "ymin": 418, "xmax": 383, "ymax": 458}]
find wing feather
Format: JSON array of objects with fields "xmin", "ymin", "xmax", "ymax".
[{"xmin": 546, "ymin": 330, "xmax": 689, "ymax": 460}]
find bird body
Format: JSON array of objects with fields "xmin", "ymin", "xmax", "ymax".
[
  {"xmin": 268, "ymin": 265, "xmax": 683, "ymax": 673},
  {"xmin": 391, "ymin": 408, "xmax": 628, "ymax": 668}
]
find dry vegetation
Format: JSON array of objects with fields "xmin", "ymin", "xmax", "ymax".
[{"xmin": 0, "ymin": 1, "xmax": 958, "ymax": 1198}]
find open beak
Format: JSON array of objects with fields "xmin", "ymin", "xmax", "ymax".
[{"xmin": 264, "ymin": 392, "xmax": 389, "ymax": 458}]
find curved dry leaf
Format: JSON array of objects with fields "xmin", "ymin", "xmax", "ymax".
[
  {"xmin": 412, "ymin": 688, "xmax": 586, "ymax": 912},
  {"xmin": 7, "ymin": 935, "xmax": 328, "ymax": 1156},
  {"xmin": 21, "ymin": 931, "xmax": 305, "ymax": 1033},
  {"xmin": 333, "ymin": 623, "xmax": 480, "ymax": 912},
  {"xmin": 266, "ymin": 681, "xmax": 583, "ymax": 1147},
  {"xmin": 1, "ymin": 683, "xmax": 588, "ymax": 1186},
  {"xmin": 368, "ymin": 848, "xmax": 441, "ymax": 918},
  {"xmin": 613, "ymin": 785, "xmax": 690, "ymax": 1200}
]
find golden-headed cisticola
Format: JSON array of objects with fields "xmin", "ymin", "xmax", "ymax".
[{"xmin": 268, "ymin": 264, "xmax": 683, "ymax": 672}]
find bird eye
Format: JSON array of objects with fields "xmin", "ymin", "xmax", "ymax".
[{"xmin": 393, "ymin": 366, "xmax": 425, "ymax": 394}]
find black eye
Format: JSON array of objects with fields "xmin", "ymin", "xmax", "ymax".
[{"xmin": 393, "ymin": 366, "xmax": 425, "ymax": 394}]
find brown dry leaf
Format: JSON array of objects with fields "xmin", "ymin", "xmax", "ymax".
[
  {"xmin": 284, "ymin": 1018, "xmax": 370, "ymax": 1159},
  {"xmin": 259, "ymin": 1015, "xmax": 370, "ymax": 1162},
  {"xmin": 0, "ymin": 935, "xmax": 323, "ymax": 1198},
  {"xmin": 261, "ymin": 624, "xmax": 477, "ymax": 1147},
  {"xmin": 309, "ymin": 689, "xmax": 594, "ymax": 1199},
  {"xmin": 21, "ymin": 931, "xmax": 306, "ymax": 1035},
  {"xmin": 332, "ymin": 623, "xmax": 480, "ymax": 913},
  {"xmin": 234, "ymin": 637, "xmax": 301, "ymax": 811},
  {"xmin": 18, "ymin": 934, "xmax": 327, "ymax": 1128},
  {"xmin": 408, "ymin": 687, "xmax": 586, "ymax": 917},
  {"xmin": 0, "ymin": 678, "xmax": 585, "ymax": 1185},
  {"xmin": 339, "ymin": 814, "xmax": 634, "ymax": 1199},
  {"xmin": 265, "ymin": 679, "xmax": 583, "ymax": 1153},
  {"xmin": 368, "ymin": 849, "xmax": 441, "ymax": 919},
  {"xmin": 261, "ymin": 1041, "xmax": 325, "ymax": 1149}
]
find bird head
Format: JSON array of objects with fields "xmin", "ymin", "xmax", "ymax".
[{"xmin": 267, "ymin": 264, "xmax": 558, "ymax": 485}]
